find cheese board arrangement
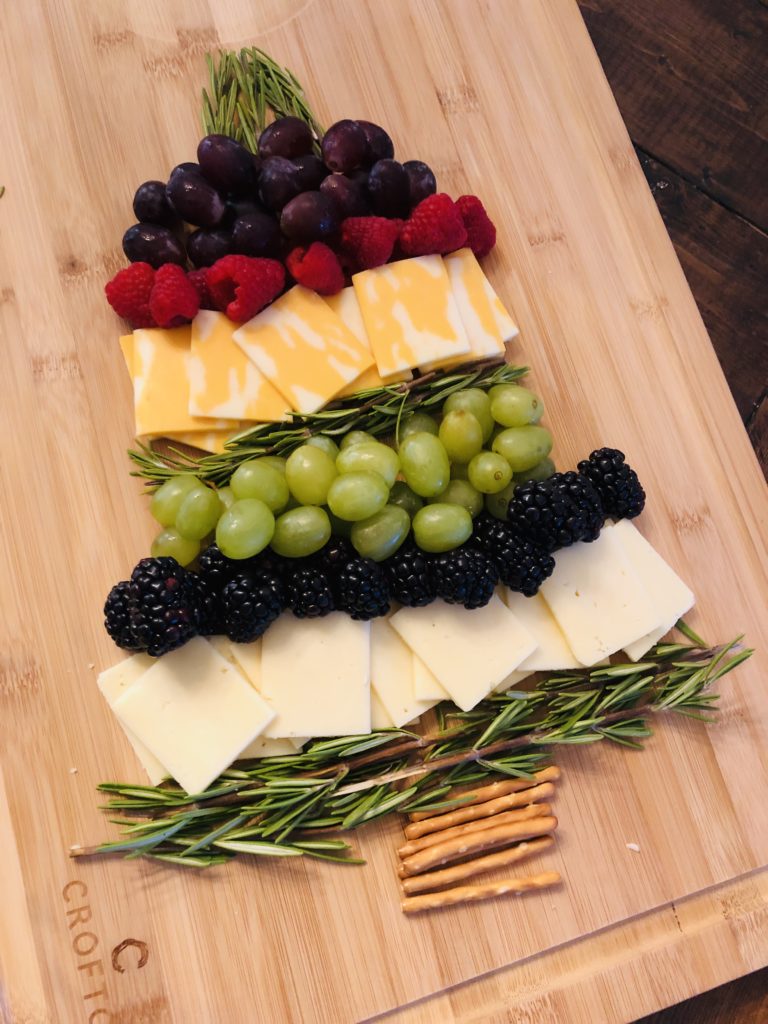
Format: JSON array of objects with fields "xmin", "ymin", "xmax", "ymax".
[{"xmin": 76, "ymin": 45, "xmax": 753, "ymax": 924}]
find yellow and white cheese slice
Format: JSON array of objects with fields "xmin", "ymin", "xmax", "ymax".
[
  {"xmin": 390, "ymin": 594, "xmax": 536, "ymax": 711},
  {"xmin": 111, "ymin": 637, "xmax": 276, "ymax": 795},
  {"xmin": 324, "ymin": 287, "xmax": 412, "ymax": 396},
  {"xmin": 443, "ymin": 247, "xmax": 518, "ymax": 361},
  {"xmin": 189, "ymin": 310, "xmax": 290, "ymax": 422},
  {"xmin": 371, "ymin": 618, "xmax": 439, "ymax": 728},
  {"xmin": 608, "ymin": 519, "xmax": 695, "ymax": 661},
  {"xmin": 96, "ymin": 655, "xmax": 167, "ymax": 785},
  {"xmin": 412, "ymin": 654, "xmax": 449, "ymax": 702},
  {"xmin": 233, "ymin": 286, "xmax": 375, "ymax": 414},
  {"xmin": 502, "ymin": 590, "xmax": 584, "ymax": 671},
  {"xmin": 353, "ymin": 255, "xmax": 470, "ymax": 377},
  {"xmin": 539, "ymin": 530, "xmax": 660, "ymax": 667},
  {"xmin": 259, "ymin": 613, "xmax": 371, "ymax": 736}
]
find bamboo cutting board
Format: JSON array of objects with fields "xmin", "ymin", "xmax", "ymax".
[{"xmin": 1, "ymin": 2, "xmax": 767, "ymax": 1022}]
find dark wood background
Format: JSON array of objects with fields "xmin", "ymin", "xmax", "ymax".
[{"xmin": 579, "ymin": 1, "xmax": 768, "ymax": 1018}]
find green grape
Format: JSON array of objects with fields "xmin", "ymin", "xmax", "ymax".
[
  {"xmin": 399, "ymin": 411, "xmax": 439, "ymax": 440},
  {"xmin": 230, "ymin": 459, "xmax": 290, "ymax": 512},
  {"xmin": 450, "ymin": 461, "xmax": 470, "ymax": 481},
  {"xmin": 257, "ymin": 456, "xmax": 287, "ymax": 475},
  {"xmin": 443, "ymin": 388, "xmax": 493, "ymax": 442},
  {"xmin": 306, "ymin": 434, "xmax": 340, "ymax": 460},
  {"xmin": 489, "ymin": 384, "xmax": 544, "ymax": 427},
  {"xmin": 336, "ymin": 441, "xmax": 400, "ymax": 487},
  {"xmin": 150, "ymin": 528, "xmax": 200, "ymax": 567},
  {"xmin": 340, "ymin": 429, "xmax": 377, "ymax": 450},
  {"xmin": 271, "ymin": 506, "xmax": 331, "ymax": 558},
  {"xmin": 327, "ymin": 471, "xmax": 389, "ymax": 521},
  {"xmin": 285, "ymin": 445, "xmax": 338, "ymax": 505},
  {"xmin": 485, "ymin": 480, "xmax": 517, "ymax": 520},
  {"xmin": 388, "ymin": 481, "xmax": 424, "ymax": 518},
  {"xmin": 514, "ymin": 457, "xmax": 556, "ymax": 484},
  {"xmin": 438, "ymin": 410, "xmax": 483, "ymax": 464},
  {"xmin": 218, "ymin": 486, "xmax": 235, "ymax": 510},
  {"xmin": 467, "ymin": 451, "xmax": 513, "ymax": 494},
  {"xmin": 216, "ymin": 499, "xmax": 275, "ymax": 559},
  {"xmin": 175, "ymin": 485, "xmax": 224, "ymax": 540},
  {"xmin": 149, "ymin": 474, "xmax": 200, "ymax": 527},
  {"xmin": 412, "ymin": 503, "xmax": 472, "ymax": 553},
  {"xmin": 428, "ymin": 479, "xmax": 483, "ymax": 518},
  {"xmin": 351, "ymin": 505, "xmax": 410, "ymax": 561},
  {"xmin": 492, "ymin": 426, "xmax": 553, "ymax": 472},
  {"xmin": 399, "ymin": 432, "xmax": 450, "ymax": 497}
]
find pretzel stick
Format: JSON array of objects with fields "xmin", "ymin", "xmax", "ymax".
[
  {"xmin": 399, "ymin": 816, "xmax": 558, "ymax": 877},
  {"xmin": 404, "ymin": 782, "xmax": 555, "ymax": 839},
  {"xmin": 401, "ymin": 836, "xmax": 555, "ymax": 895},
  {"xmin": 407, "ymin": 766, "xmax": 561, "ymax": 822},
  {"xmin": 401, "ymin": 870, "xmax": 562, "ymax": 914},
  {"xmin": 398, "ymin": 803, "xmax": 551, "ymax": 858}
]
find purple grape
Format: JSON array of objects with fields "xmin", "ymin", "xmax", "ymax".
[
  {"xmin": 403, "ymin": 160, "xmax": 437, "ymax": 207},
  {"xmin": 356, "ymin": 120, "xmax": 394, "ymax": 163},
  {"xmin": 166, "ymin": 169, "xmax": 226, "ymax": 228},
  {"xmin": 187, "ymin": 228, "xmax": 232, "ymax": 267},
  {"xmin": 132, "ymin": 181, "xmax": 179, "ymax": 227},
  {"xmin": 122, "ymin": 223, "xmax": 186, "ymax": 268},
  {"xmin": 231, "ymin": 212, "xmax": 282, "ymax": 257},
  {"xmin": 321, "ymin": 120, "xmax": 370, "ymax": 173},
  {"xmin": 225, "ymin": 196, "xmax": 269, "ymax": 223},
  {"xmin": 293, "ymin": 154, "xmax": 329, "ymax": 191},
  {"xmin": 367, "ymin": 159, "xmax": 411, "ymax": 218},
  {"xmin": 258, "ymin": 156, "xmax": 303, "ymax": 211},
  {"xmin": 320, "ymin": 174, "xmax": 370, "ymax": 218},
  {"xmin": 258, "ymin": 117, "xmax": 314, "ymax": 159},
  {"xmin": 280, "ymin": 192, "xmax": 340, "ymax": 243},
  {"xmin": 197, "ymin": 134, "xmax": 257, "ymax": 195},
  {"xmin": 168, "ymin": 162, "xmax": 201, "ymax": 180}
]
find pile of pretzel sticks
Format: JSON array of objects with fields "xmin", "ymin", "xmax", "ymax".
[{"xmin": 397, "ymin": 766, "xmax": 563, "ymax": 914}]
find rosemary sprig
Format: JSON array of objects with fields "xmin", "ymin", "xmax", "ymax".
[
  {"xmin": 202, "ymin": 48, "xmax": 324, "ymax": 150},
  {"xmin": 129, "ymin": 358, "xmax": 527, "ymax": 487},
  {"xmin": 73, "ymin": 630, "xmax": 750, "ymax": 867}
]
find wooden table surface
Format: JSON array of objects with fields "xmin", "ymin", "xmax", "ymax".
[
  {"xmin": 580, "ymin": 3, "xmax": 768, "ymax": 1018},
  {"xmin": 0, "ymin": 2, "xmax": 766, "ymax": 1022}
]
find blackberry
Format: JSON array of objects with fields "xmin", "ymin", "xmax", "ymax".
[
  {"xmin": 333, "ymin": 555, "xmax": 390, "ymax": 620},
  {"xmin": 188, "ymin": 572, "xmax": 222, "ymax": 635},
  {"xmin": 127, "ymin": 557, "xmax": 199, "ymax": 656},
  {"xmin": 382, "ymin": 542, "xmax": 437, "ymax": 607},
  {"xmin": 473, "ymin": 513, "xmax": 555, "ymax": 596},
  {"xmin": 104, "ymin": 580, "xmax": 145, "ymax": 652},
  {"xmin": 432, "ymin": 545, "xmax": 498, "ymax": 609},
  {"xmin": 221, "ymin": 571, "xmax": 285, "ymax": 642},
  {"xmin": 285, "ymin": 565, "xmax": 335, "ymax": 618},
  {"xmin": 314, "ymin": 536, "xmax": 354, "ymax": 574},
  {"xmin": 198, "ymin": 543, "xmax": 288, "ymax": 595},
  {"xmin": 577, "ymin": 447, "xmax": 646, "ymax": 520},
  {"xmin": 508, "ymin": 472, "xmax": 605, "ymax": 553}
]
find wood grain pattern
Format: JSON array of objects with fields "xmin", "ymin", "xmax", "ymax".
[{"xmin": 0, "ymin": 2, "xmax": 767, "ymax": 1022}]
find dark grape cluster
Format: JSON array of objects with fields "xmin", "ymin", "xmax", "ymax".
[{"xmin": 122, "ymin": 118, "xmax": 438, "ymax": 271}]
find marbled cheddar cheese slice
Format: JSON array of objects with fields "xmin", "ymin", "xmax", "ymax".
[
  {"xmin": 161, "ymin": 429, "xmax": 241, "ymax": 454},
  {"xmin": 189, "ymin": 310, "xmax": 290, "ymax": 421},
  {"xmin": 443, "ymin": 248, "xmax": 518, "ymax": 358},
  {"xmin": 233, "ymin": 286, "xmax": 374, "ymax": 414},
  {"xmin": 324, "ymin": 288, "xmax": 412, "ymax": 397},
  {"xmin": 127, "ymin": 328, "xmax": 237, "ymax": 438},
  {"xmin": 353, "ymin": 255, "xmax": 470, "ymax": 377}
]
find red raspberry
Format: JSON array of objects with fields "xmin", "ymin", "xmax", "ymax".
[
  {"xmin": 399, "ymin": 194, "xmax": 467, "ymax": 257},
  {"xmin": 456, "ymin": 195, "xmax": 497, "ymax": 259},
  {"xmin": 105, "ymin": 263, "xmax": 156, "ymax": 328},
  {"xmin": 339, "ymin": 216, "xmax": 400, "ymax": 271},
  {"xmin": 188, "ymin": 268, "xmax": 216, "ymax": 310},
  {"xmin": 206, "ymin": 255, "xmax": 286, "ymax": 322},
  {"xmin": 148, "ymin": 264, "xmax": 200, "ymax": 328},
  {"xmin": 286, "ymin": 243, "xmax": 345, "ymax": 295}
]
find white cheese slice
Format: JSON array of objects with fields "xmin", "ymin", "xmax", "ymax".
[
  {"xmin": 238, "ymin": 736, "xmax": 299, "ymax": 759},
  {"xmin": 412, "ymin": 654, "xmax": 449, "ymax": 701},
  {"xmin": 539, "ymin": 530, "xmax": 660, "ymax": 667},
  {"xmin": 370, "ymin": 618, "xmax": 439, "ymax": 727},
  {"xmin": 371, "ymin": 689, "xmax": 395, "ymax": 730},
  {"xmin": 608, "ymin": 519, "xmax": 695, "ymax": 660},
  {"xmin": 390, "ymin": 595, "xmax": 536, "ymax": 711},
  {"xmin": 259, "ymin": 614, "xmax": 371, "ymax": 737},
  {"xmin": 502, "ymin": 590, "xmax": 584, "ymax": 671},
  {"xmin": 493, "ymin": 670, "xmax": 534, "ymax": 694},
  {"xmin": 111, "ymin": 637, "xmax": 276, "ymax": 794},
  {"xmin": 96, "ymin": 655, "xmax": 167, "ymax": 785}
]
